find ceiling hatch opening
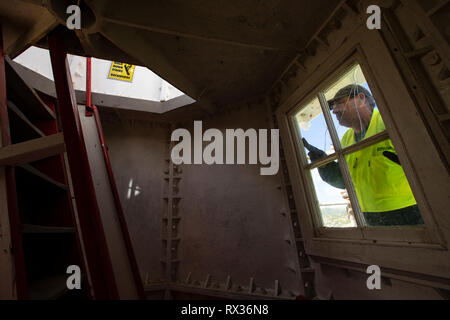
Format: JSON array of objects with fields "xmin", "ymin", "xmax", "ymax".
[{"xmin": 12, "ymin": 46, "xmax": 196, "ymax": 114}]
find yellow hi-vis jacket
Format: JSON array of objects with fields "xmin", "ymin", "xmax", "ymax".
[{"xmin": 341, "ymin": 109, "xmax": 417, "ymax": 213}]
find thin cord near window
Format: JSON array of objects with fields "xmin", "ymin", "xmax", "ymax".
[{"xmin": 352, "ymin": 70, "xmax": 365, "ymax": 135}]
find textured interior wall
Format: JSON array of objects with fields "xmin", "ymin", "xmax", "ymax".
[
  {"xmin": 98, "ymin": 104, "xmax": 304, "ymax": 298},
  {"xmin": 97, "ymin": 102, "xmax": 445, "ymax": 300},
  {"xmin": 311, "ymin": 261, "xmax": 443, "ymax": 300},
  {"xmin": 88, "ymin": 1, "xmax": 449, "ymax": 300},
  {"xmin": 100, "ymin": 110, "xmax": 170, "ymax": 284},
  {"xmin": 175, "ymin": 103, "xmax": 303, "ymax": 297}
]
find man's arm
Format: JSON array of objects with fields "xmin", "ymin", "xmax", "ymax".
[
  {"xmin": 302, "ymin": 138, "xmax": 345, "ymax": 189},
  {"xmin": 318, "ymin": 162, "xmax": 346, "ymax": 189}
]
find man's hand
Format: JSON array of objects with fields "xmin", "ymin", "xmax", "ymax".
[
  {"xmin": 302, "ymin": 138, "xmax": 327, "ymax": 162},
  {"xmin": 341, "ymin": 190, "xmax": 355, "ymax": 224}
]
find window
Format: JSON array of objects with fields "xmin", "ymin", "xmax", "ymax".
[{"xmin": 294, "ymin": 62, "xmax": 424, "ymax": 229}]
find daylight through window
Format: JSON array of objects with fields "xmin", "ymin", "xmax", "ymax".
[{"xmin": 295, "ymin": 63, "xmax": 424, "ymax": 229}]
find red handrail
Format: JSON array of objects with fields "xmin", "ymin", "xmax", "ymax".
[{"xmin": 48, "ymin": 30, "xmax": 119, "ymax": 299}]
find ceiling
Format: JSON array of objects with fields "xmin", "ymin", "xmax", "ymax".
[{"xmin": 1, "ymin": 0, "xmax": 341, "ymax": 114}]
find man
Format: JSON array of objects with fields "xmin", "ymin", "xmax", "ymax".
[{"xmin": 303, "ymin": 84, "xmax": 423, "ymax": 226}]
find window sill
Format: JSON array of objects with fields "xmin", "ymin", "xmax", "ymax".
[
  {"xmin": 315, "ymin": 226, "xmax": 442, "ymax": 245},
  {"xmin": 309, "ymin": 254, "xmax": 450, "ymax": 291},
  {"xmin": 311, "ymin": 235, "xmax": 446, "ymax": 251},
  {"xmin": 305, "ymin": 233, "xmax": 450, "ymax": 281}
]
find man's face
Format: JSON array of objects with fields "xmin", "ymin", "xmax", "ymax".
[{"xmin": 331, "ymin": 93, "xmax": 368, "ymax": 128}]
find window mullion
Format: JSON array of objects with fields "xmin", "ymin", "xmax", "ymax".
[
  {"xmin": 342, "ymin": 131, "xmax": 390, "ymax": 155},
  {"xmin": 305, "ymin": 153, "xmax": 338, "ymax": 170},
  {"xmin": 317, "ymin": 92, "xmax": 341, "ymax": 152},
  {"xmin": 337, "ymin": 153, "xmax": 366, "ymax": 228}
]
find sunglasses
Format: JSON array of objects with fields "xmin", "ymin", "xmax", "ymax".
[{"xmin": 328, "ymin": 94, "xmax": 357, "ymax": 111}]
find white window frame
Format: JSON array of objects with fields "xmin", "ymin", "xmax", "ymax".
[
  {"xmin": 275, "ymin": 26, "xmax": 450, "ymax": 279},
  {"xmin": 294, "ymin": 58, "xmax": 426, "ymax": 234}
]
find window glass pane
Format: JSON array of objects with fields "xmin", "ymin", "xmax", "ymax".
[
  {"xmin": 295, "ymin": 98, "xmax": 334, "ymax": 164},
  {"xmin": 309, "ymin": 160, "xmax": 357, "ymax": 228},
  {"xmin": 296, "ymin": 61, "xmax": 425, "ymax": 229},
  {"xmin": 344, "ymin": 142, "xmax": 424, "ymax": 227},
  {"xmin": 324, "ymin": 64, "xmax": 386, "ymax": 148}
]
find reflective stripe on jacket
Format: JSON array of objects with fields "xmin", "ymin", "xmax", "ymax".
[{"xmin": 341, "ymin": 109, "xmax": 417, "ymax": 213}]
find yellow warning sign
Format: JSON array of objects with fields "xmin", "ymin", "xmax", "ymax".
[{"xmin": 108, "ymin": 62, "xmax": 135, "ymax": 82}]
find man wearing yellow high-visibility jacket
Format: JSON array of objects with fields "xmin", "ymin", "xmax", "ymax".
[{"xmin": 303, "ymin": 84, "xmax": 424, "ymax": 226}]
